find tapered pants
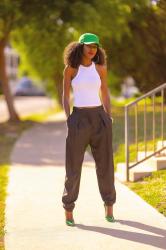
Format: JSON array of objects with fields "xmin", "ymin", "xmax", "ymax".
[{"xmin": 62, "ymin": 105, "xmax": 116, "ymax": 211}]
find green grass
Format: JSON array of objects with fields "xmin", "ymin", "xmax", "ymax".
[
  {"xmin": 21, "ymin": 104, "xmax": 62, "ymax": 122},
  {"xmin": 112, "ymin": 105, "xmax": 166, "ymax": 151},
  {"xmin": 111, "ymin": 95, "xmax": 164, "ymax": 107},
  {"xmin": 126, "ymin": 170, "xmax": 166, "ymax": 216},
  {"xmin": 114, "ymin": 139, "xmax": 163, "ymax": 169},
  {"xmin": 0, "ymin": 165, "xmax": 8, "ymax": 249}
]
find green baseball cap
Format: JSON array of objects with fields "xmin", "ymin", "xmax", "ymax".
[{"xmin": 78, "ymin": 33, "xmax": 101, "ymax": 47}]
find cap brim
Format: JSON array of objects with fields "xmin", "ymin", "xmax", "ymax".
[{"xmin": 83, "ymin": 42, "xmax": 101, "ymax": 47}]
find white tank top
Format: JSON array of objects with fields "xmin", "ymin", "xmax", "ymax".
[{"xmin": 71, "ymin": 61, "xmax": 102, "ymax": 107}]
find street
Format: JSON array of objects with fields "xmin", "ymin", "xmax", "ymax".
[{"xmin": 0, "ymin": 96, "xmax": 55, "ymax": 122}]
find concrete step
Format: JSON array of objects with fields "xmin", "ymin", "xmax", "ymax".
[
  {"xmin": 157, "ymin": 140, "xmax": 166, "ymax": 155},
  {"xmin": 143, "ymin": 156, "xmax": 166, "ymax": 170},
  {"xmin": 115, "ymin": 171, "xmax": 127, "ymax": 182},
  {"xmin": 116, "ymin": 143, "xmax": 166, "ymax": 182},
  {"xmin": 137, "ymin": 151, "xmax": 154, "ymax": 161},
  {"xmin": 129, "ymin": 164, "xmax": 155, "ymax": 182},
  {"xmin": 116, "ymin": 163, "xmax": 128, "ymax": 182},
  {"xmin": 137, "ymin": 149, "xmax": 166, "ymax": 161},
  {"xmin": 116, "ymin": 161, "xmax": 160, "ymax": 182}
]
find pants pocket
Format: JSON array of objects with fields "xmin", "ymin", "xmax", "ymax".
[
  {"xmin": 67, "ymin": 112, "xmax": 79, "ymax": 129},
  {"xmin": 99, "ymin": 111, "xmax": 111, "ymax": 128},
  {"xmin": 67, "ymin": 114, "xmax": 72, "ymax": 127}
]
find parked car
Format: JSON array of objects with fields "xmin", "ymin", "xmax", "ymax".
[{"xmin": 14, "ymin": 77, "xmax": 46, "ymax": 96}]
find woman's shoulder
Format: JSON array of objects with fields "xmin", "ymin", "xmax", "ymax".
[
  {"xmin": 63, "ymin": 65, "xmax": 78, "ymax": 78},
  {"xmin": 95, "ymin": 63, "xmax": 107, "ymax": 76},
  {"xmin": 64, "ymin": 65, "xmax": 77, "ymax": 73}
]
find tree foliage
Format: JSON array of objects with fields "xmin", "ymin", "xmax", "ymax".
[
  {"xmin": 110, "ymin": 0, "xmax": 166, "ymax": 91},
  {"xmin": 1, "ymin": 0, "xmax": 165, "ymax": 113},
  {"xmin": 0, "ymin": 0, "xmax": 61, "ymax": 120},
  {"xmin": 12, "ymin": 0, "xmax": 133, "ymax": 102}
]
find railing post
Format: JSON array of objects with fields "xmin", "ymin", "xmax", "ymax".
[
  {"xmin": 124, "ymin": 82, "xmax": 166, "ymax": 181},
  {"xmin": 161, "ymin": 89, "xmax": 164, "ymax": 148},
  {"xmin": 152, "ymin": 94, "xmax": 156, "ymax": 152},
  {"xmin": 125, "ymin": 106, "xmax": 129, "ymax": 181}
]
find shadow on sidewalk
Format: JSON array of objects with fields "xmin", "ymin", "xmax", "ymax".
[
  {"xmin": 11, "ymin": 120, "xmax": 93, "ymax": 167},
  {"xmin": 11, "ymin": 121, "xmax": 67, "ymax": 166},
  {"xmin": 76, "ymin": 220, "xmax": 166, "ymax": 249}
]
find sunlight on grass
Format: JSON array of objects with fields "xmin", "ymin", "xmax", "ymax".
[
  {"xmin": 21, "ymin": 105, "xmax": 62, "ymax": 122},
  {"xmin": 126, "ymin": 170, "xmax": 166, "ymax": 216},
  {"xmin": 0, "ymin": 165, "xmax": 9, "ymax": 248},
  {"xmin": 112, "ymin": 96, "xmax": 164, "ymax": 107}
]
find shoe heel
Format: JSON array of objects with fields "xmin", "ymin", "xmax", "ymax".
[
  {"xmin": 104, "ymin": 204, "xmax": 115, "ymax": 223},
  {"xmin": 105, "ymin": 215, "xmax": 115, "ymax": 222},
  {"xmin": 65, "ymin": 210, "xmax": 75, "ymax": 226},
  {"xmin": 66, "ymin": 219, "xmax": 75, "ymax": 226}
]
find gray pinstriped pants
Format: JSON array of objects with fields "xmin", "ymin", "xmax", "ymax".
[{"xmin": 62, "ymin": 105, "xmax": 116, "ymax": 211}]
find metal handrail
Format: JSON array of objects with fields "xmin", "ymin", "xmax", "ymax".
[
  {"xmin": 125, "ymin": 83, "xmax": 166, "ymax": 107},
  {"xmin": 125, "ymin": 82, "xmax": 166, "ymax": 181}
]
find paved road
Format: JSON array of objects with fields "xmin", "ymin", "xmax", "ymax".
[
  {"xmin": 0, "ymin": 96, "xmax": 54, "ymax": 122},
  {"xmin": 5, "ymin": 112, "xmax": 166, "ymax": 250}
]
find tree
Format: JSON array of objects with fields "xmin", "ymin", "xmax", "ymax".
[
  {"xmin": 0, "ymin": 1, "xmax": 20, "ymax": 121},
  {"xmin": 7, "ymin": 0, "xmax": 163, "ymax": 105},
  {"xmin": 12, "ymin": 0, "xmax": 132, "ymax": 104},
  {"xmin": 12, "ymin": 1, "xmax": 101, "ymax": 105},
  {"xmin": 110, "ymin": 0, "xmax": 166, "ymax": 92},
  {"xmin": 0, "ymin": 0, "xmax": 60, "ymax": 121}
]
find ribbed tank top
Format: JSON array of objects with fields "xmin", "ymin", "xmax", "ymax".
[{"xmin": 71, "ymin": 61, "xmax": 102, "ymax": 107}]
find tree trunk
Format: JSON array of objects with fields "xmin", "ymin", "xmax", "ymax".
[{"xmin": 0, "ymin": 39, "xmax": 19, "ymax": 121}]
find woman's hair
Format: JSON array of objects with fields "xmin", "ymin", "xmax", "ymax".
[{"xmin": 63, "ymin": 42, "xmax": 107, "ymax": 68}]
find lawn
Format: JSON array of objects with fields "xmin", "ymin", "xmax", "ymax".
[{"xmin": 126, "ymin": 170, "xmax": 166, "ymax": 216}]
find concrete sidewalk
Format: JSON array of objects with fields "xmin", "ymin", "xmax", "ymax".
[{"xmin": 5, "ymin": 112, "xmax": 166, "ymax": 250}]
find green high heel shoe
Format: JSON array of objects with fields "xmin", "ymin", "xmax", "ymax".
[
  {"xmin": 104, "ymin": 204, "xmax": 115, "ymax": 223},
  {"xmin": 105, "ymin": 215, "xmax": 115, "ymax": 222},
  {"xmin": 65, "ymin": 210, "xmax": 75, "ymax": 226},
  {"xmin": 66, "ymin": 219, "xmax": 75, "ymax": 226}
]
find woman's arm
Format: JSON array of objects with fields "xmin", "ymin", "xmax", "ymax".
[
  {"xmin": 97, "ymin": 65, "xmax": 112, "ymax": 117},
  {"xmin": 62, "ymin": 65, "xmax": 72, "ymax": 118}
]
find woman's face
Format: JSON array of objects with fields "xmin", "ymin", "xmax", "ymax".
[{"xmin": 83, "ymin": 43, "xmax": 98, "ymax": 60}]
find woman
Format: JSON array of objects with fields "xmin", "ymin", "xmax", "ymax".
[{"xmin": 62, "ymin": 33, "xmax": 116, "ymax": 226}]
